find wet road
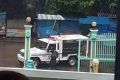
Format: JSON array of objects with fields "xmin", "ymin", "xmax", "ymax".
[
  {"xmin": 0, "ymin": 38, "xmax": 78, "ymax": 72},
  {"xmin": 0, "ymin": 38, "xmax": 24, "ymax": 67},
  {"xmin": 0, "ymin": 38, "xmax": 114, "ymax": 73}
]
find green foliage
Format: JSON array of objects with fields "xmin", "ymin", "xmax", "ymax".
[
  {"xmin": 109, "ymin": 0, "xmax": 117, "ymax": 12},
  {"xmin": 44, "ymin": 0, "xmax": 96, "ymax": 16},
  {"xmin": 44, "ymin": 0, "xmax": 117, "ymax": 16}
]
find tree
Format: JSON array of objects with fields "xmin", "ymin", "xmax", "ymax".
[
  {"xmin": 44, "ymin": 0, "xmax": 117, "ymax": 17},
  {"xmin": 98, "ymin": 0, "xmax": 117, "ymax": 13},
  {"xmin": 44, "ymin": 0, "xmax": 97, "ymax": 16},
  {"xmin": 0, "ymin": 0, "xmax": 6, "ymax": 12}
]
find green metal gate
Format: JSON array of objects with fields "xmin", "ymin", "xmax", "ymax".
[{"xmin": 78, "ymin": 33, "xmax": 116, "ymax": 73}]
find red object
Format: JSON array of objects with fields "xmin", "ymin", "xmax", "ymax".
[{"xmin": 49, "ymin": 37, "xmax": 58, "ymax": 41}]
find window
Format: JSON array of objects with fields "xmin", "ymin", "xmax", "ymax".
[{"xmin": 0, "ymin": 0, "xmax": 117, "ymax": 80}]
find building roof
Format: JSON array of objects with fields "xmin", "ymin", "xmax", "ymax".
[
  {"xmin": 38, "ymin": 38, "xmax": 59, "ymax": 44},
  {"xmin": 36, "ymin": 14, "xmax": 65, "ymax": 20}
]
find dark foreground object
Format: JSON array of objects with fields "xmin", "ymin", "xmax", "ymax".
[{"xmin": 0, "ymin": 71, "xmax": 29, "ymax": 80}]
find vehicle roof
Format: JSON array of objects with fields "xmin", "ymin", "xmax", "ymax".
[
  {"xmin": 38, "ymin": 34, "xmax": 88, "ymax": 44},
  {"xmin": 51, "ymin": 34, "xmax": 88, "ymax": 40},
  {"xmin": 38, "ymin": 38, "xmax": 59, "ymax": 44}
]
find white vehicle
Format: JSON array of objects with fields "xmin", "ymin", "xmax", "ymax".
[{"xmin": 17, "ymin": 34, "xmax": 88, "ymax": 68}]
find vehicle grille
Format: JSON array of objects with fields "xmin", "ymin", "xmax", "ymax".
[{"xmin": 20, "ymin": 52, "xmax": 24, "ymax": 57}]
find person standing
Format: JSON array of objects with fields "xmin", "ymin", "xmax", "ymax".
[{"xmin": 50, "ymin": 48, "xmax": 58, "ymax": 70}]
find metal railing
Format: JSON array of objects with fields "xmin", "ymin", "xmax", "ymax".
[
  {"xmin": 91, "ymin": 33, "xmax": 116, "ymax": 59},
  {"xmin": 78, "ymin": 33, "xmax": 116, "ymax": 72}
]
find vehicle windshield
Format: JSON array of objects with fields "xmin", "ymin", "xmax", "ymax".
[{"xmin": 34, "ymin": 40, "xmax": 48, "ymax": 50}]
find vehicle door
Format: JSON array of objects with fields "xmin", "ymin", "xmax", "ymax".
[{"xmin": 62, "ymin": 40, "xmax": 78, "ymax": 57}]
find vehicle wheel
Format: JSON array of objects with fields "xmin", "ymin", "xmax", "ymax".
[
  {"xmin": 32, "ymin": 58, "xmax": 41, "ymax": 69},
  {"xmin": 68, "ymin": 57, "xmax": 77, "ymax": 67},
  {"xmin": 18, "ymin": 60, "xmax": 24, "ymax": 67}
]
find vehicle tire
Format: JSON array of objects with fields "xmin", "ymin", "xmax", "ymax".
[
  {"xmin": 18, "ymin": 60, "xmax": 24, "ymax": 67},
  {"xmin": 32, "ymin": 58, "xmax": 41, "ymax": 69},
  {"xmin": 68, "ymin": 57, "xmax": 77, "ymax": 67}
]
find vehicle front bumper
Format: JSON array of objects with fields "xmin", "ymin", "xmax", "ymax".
[{"xmin": 17, "ymin": 54, "xmax": 24, "ymax": 62}]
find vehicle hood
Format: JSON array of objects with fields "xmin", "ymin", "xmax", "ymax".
[{"xmin": 20, "ymin": 47, "xmax": 46, "ymax": 55}]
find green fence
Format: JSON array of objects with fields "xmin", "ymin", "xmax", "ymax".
[{"xmin": 78, "ymin": 33, "xmax": 116, "ymax": 72}]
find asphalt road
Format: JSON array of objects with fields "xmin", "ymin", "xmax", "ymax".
[
  {"xmin": 0, "ymin": 38, "xmax": 78, "ymax": 71},
  {"xmin": 0, "ymin": 37, "xmax": 115, "ymax": 73},
  {"xmin": 0, "ymin": 38, "xmax": 24, "ymax": 67}
]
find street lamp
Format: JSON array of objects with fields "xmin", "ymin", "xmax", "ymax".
[
  {"xmin": 24, "ymin": 17, "xmax": 33, "ymax": 68},
  {"xmin": 26, "ymin": 17, "xmax": 31, "ymax": 25},
  {"xmin": 89, "ymin": 22, "xmax": 99, "ymax": 71},
  {"xmin": 90, "ymin": 22, "xmax": 98, "ymax": 40}
]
